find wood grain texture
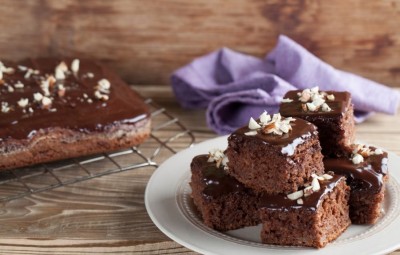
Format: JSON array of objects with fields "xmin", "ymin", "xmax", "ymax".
[{"xmin": 0, "ymin": 0, "xmax": 399, "ymax": 86}]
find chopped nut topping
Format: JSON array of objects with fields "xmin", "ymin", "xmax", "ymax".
[
  {"xmin": 351, "ymin": 144, "xmax": 384, "ymax": 162},
  {"xmin": 97, "ymin": 79, "xmax": 111, "ymax": 93},
  {"xmin": 248, "ymin": 117, "xmax": 261, "ymax": 130},
  {"xmin": 352, "ymin": 153, "xmax": 364, "ymax": 164},
  {"xmin": 306, "ymin": 102, "xmax": 317, "ymax": 111},
  {"xmin": 327, "ymin": 94, "xmax": 335, "ymax": 101},
  {"xmin": 7, "ymin": 85, "xmax": 14, "ymax": 92},
  {"xmin": 17, "ymin": 98, "xmax": 29, "ymax": 108},
  {"xmin": 87, "ymin": 98, "xmax": 93, "ymax": 104},
  {"xmin": 311, "ymin": 177, "xmax": 321, "ymax": 191},
  {"xmin": 321, "ymin": 103, "xmax": 332, "ymax": 112},
  {"xmin": 94, "ymin": 90, "xmax": 109, "ymax": 101},
  {"xmin": 41, "ymin": 96, "xmax": 52, "ymax": 108},
  {"xmin": 18, "ymin": 65, "xmax": 27, "ymax": 71},
  {"xmin": 24, "ymin": 68, "xmax": 39, "ymax": 79},
  {"xmin": 71, "ymin": 59, "xmax": 80, "ymax": 73},
  {"xmin": 55, "ymin": 61, "xmax": 68, "ymax": 80},
  {"xmin": 259, "ymin": 111, "xmax": 271, "ymax": 124},
  {"xmin": 303, "ymin": 186, "xmax": 314, "ymax": 197},
  {"xmin": 33, "ymin": 92, "xmax": 44, "ymax": 102},
  {"xmin": 247, "ymin": 112, "xmax": 295, "ymax": 136},
  {"xmin": 322, "ymin": 174, "xmax": 333, "ymax": 180},
  {"xmin": 244, "ymin": 131, "xmax": 258, "ymax": 136},
  {"xmin": 40, "ymin": 79, "xmax": 50, "ymax": 96},
  {"xmin": 14, "ymin": 81, "xmax": 24, "ymax": 89},
  {"xmin": 207, "ymin": 149, "xmax": 229, "ymax": 170},
  {"xmin": 0, "ymin": 70, "xmax": 3, "ymax": 80},
  {"xmin": 297, "ymin": 198, "xmax": 304, "ymax": 205},
  {"xmin": 0, "ymin": 61, "xmax": 15, "ymax": 74},
  {"xmin": 281, "ymin": 98, "xmax": 293, "ymax": 103},
  {"xmin": 287, "ymin": 190, "xmax": 304, "ymax": 200},
  {"xmin": 1, "ymin": 102, "xmax": 10, "ymax": 113},
  {"xmin": 83, "ymin": 93, "xmax": 88, "ymax": 98},
  {"xmin": 57, "ymin": 84, "xmax": 66, "ymax": 97},
  {"xmin": 296, "ymin": 86, "xmax": 334, "ymax": 113},
  {"xmin": 28, "ymin": 107, "xmax": 34, "ymax": 113},
  {"xmin": 86, "ymin": 72, "xmax": 94, "ymax": 78}
]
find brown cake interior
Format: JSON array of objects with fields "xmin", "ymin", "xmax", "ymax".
[
  {"xmin": 259, "ymin": 175, "xmax": 351, "ymax": 248},
  {"xmin": 324, "ymin": 148, "xmax": 389, "ymax": 224},
  {"xmin": 190, "ymin": 155, "xmax": 260, "ymax": 231},
  {"xmin": 226, "ymin": 117, "xmax": 324, "ymax": 194}
]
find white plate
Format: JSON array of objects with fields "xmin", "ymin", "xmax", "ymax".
[{"xmin": 145, "ymin": 136, "xmax": 400, "ymax": 255}]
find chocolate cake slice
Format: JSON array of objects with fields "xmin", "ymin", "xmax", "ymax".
[
  {"xmin": 225, "ymin": 112, "xmax": 324, "ymax": 194},
  {"xmin": 190, "ymin": 151, "xmax": 260, "ymax": 231},
  {"xmin": 279, "ymin": 87, "xmax": 355, "ymax": 157},
  {"xmin": 259, "ymin": 174, "xmax": 351, "ymax": 248},
  {"xmin": 324, "ymin": 144, "xmax": 389, "ymax": 224},
  {"xmin": 0, "ymin": 58, "xmax": 150, "ymax": 170}
]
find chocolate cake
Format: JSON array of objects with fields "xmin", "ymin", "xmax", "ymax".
[
  {"xmin": 324, "ymin": 144, "xmax": 389, "ymax": 224},
  {"xmin": 190, "ymin": 151, "xmax": 260, "ymax": 231},
  {"xmin": 0, "ymin": 58, "xmax": 150, "ymax": 170},
  {"xmin": 225, "ymin": 112, "xmax": 324, "ymax": 194},
  {"xmin": 259, "ymin": 174, "xmax": 351, "ymax": 248},
  {"xmin": 279, "ymin": 87, "xmax": 355, "ymax": 157}
]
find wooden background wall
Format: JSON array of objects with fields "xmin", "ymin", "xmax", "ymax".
[{"xmin": 0, "ymin": 0, "xmax": 400, "ymax": 86}]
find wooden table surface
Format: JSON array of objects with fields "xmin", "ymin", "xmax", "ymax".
[{"xmin": 0, "ymin": 85, "xmax": 399, "ymax": 254}]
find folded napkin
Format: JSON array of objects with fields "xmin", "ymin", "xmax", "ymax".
[{"xmin": 171, "ymin": 35, "xmax": 400, "ymax": 134}]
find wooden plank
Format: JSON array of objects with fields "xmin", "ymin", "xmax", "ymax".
[{"xmin": 0, "ymin": 1, "xmax": 399, "ymax": 86}]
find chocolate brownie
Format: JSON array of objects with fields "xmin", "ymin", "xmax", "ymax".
[
  {"xmin": 279, "ymin": 87, "xmax": 355, "ymax": 158},
  {"xmin": 259, "ymin": 174, "xmax": 351, "ymax": 248},
  {"xmin": 324, "ymin": 144, "xmax": 389, "ymax": 224},
  {"xmin": 0, "ymin": 58, "xmax": 150, "ymax": 170},
  {"xmin": 190, "ymin": 152, "xmax": 260, "ymax": 231},
  {"xmin": 225, "ymin": 112, "xmax": 324, "ymax": 194}
]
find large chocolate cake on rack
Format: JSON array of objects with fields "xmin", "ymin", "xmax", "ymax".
[{"xmin": 0, "ymin": 58, "xmax": 151, "ymax": 170}]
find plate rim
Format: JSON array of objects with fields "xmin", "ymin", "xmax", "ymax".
[{"xmin": 145, "ymin": 136, "xmax": 400, "ymax": 255}]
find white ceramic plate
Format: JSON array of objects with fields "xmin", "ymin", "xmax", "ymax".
[{"xmin": 145, "ymin": 136, "xmax": 400, "ymax": 255}]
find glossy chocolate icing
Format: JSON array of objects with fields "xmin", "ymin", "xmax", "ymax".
[
  {"xmin": 193, "ymin": 155, "xmax": 247, "ymax": 199},
  {"xmin": 259, "ymin": 175, "xmax": 344, "ymax": 212},
  {"xmin": 0, "ymin": 58, "xmax": 149, "ymax": 141},
  {"xmin": 230, "ymin": 117, "xmax": 318, "ymax": 155},
  {"xmin": 280, "ymin": 90, "xmax": 350, "ymax": 117},
  {"xmin": 324, "ymin": 149, "xmax": 388, "ymax": 193}
]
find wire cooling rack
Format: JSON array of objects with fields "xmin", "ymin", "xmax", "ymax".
[{"xmin": 0, "ymin": 98, "xmax": 195, "ymax": 202}]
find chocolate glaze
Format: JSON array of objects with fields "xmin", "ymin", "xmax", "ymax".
[
  {"xmin": 259, "ymin": 175, "xmax": 345, "ymax": 212},
  {"xmin": 324, "ymin": 149, "xmax": 388, "ymax": 193},
  {"xmin": 230, "ymin": 117, "xmax": 318, "ymax": 155},
  {"xmin": 192, "ymin": 155, "xmax": 247, "ymax": 199},
  {"xmin": 0, "ymin": 58, "xmax": 149, "ymax": 141},
  {"xmin": 280, "ymin": 90, "xmax": 350, "ymax": 118}
]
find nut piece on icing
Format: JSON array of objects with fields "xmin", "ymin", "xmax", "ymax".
[
  {"xmin": 297, "ymin": 198, "xmax": 304, "ymax": 205},
  {"xmin": 33, "ymin": 92, "xmax": 44, "ymax": 102},
  {"xmin": 17, "ymin": 98, "xmax": 29, "ymax": 108},
  {"xmin": 311, "ymin": 177, "xmax": 321, "ymax": 192},
  {"xmin": 327, "ymin": 94, "xmax": 335, "ymax": 101},
  {"xmin": 281, "ymin": 98, "xmax": 293, "ymax": 103},
  {"xmin": 352, "ymin": 153, "xmax": 364, "ymax": 164},
  {"xmin": 71, "ymin": 59, "xmax": 80, "ymax": 73},
  {"xmin": 248, "ymin": 117, "xmax": 261, "ymax": 130},
  {"xmin": 41, "ymin": 96, "xmax": 52, "ymax": 109},
  {"xmin": 287, "ymin": 190, "xmax": 304, "ymax": 200},
  {"xmin": 374, "ymin": 148, "xmax": 383, "ymax": 155}
]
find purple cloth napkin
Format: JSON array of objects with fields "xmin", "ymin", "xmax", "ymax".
[{"xmin": 171, "ymin": 35, "xmax": 400, "ymax": 134}]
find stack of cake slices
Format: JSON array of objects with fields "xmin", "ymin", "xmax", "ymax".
[{"xmin": 190, "ymin": 87, "xmax": 389, "ymax": 248}]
